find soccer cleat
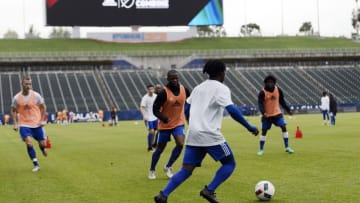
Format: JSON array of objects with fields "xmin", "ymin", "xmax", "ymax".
[
  {"xmin": 41, "ymin": 148, "xmax": 48, "ymax": 157},
  {"xmin": 148, "ymin": 170, "xmax": 156, "ymax": 180},
  {"xmin": 257, "ymin": 150, "xmax": 264, "ymax": 156},
  {"xmin": 154, "ymin": 191, "xmax": 167, "ymax": 203},
  {"xmin": 285, "ymin": 147, "xmax": 294, "ymax": 154},
  {"xmin": 148, "ymin": 147, "xmax": 154, "ymax": 152},
  {"xmin": 163, "ymin": 165, "xmax": 173, "ymax": 178},
  {"xmin": 32, "ymin": 166, "xmax": 40, "ymax": 172},
  {"xmin": 200, "ymin": 185, "xmax": 219, "ymax": 203}
]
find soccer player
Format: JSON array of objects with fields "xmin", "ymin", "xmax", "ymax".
[
  {"xmin": 140, "ymin": 84, "xmax": 158, "ymax": 152},
  {"xmin": 320, "ymin": 91, "xmax": 330, "ymax": 125},
  {"xmin": 257, "ymin": 75, "xmax": 294, "ymax": 156},
  {"xmin": 4, "ymin": 114, "xmax": 10, "ymax": 125},
  {"xmin": 110, "ymin": 107, "xmax": 117, "ymax": 126},
  {"xmin": 11, "ymin": 77, "xmax": 48, "ymax": 172},
  {"xmin": 154, "ymin": 60, "xmax": 259, "ymax": 203},
  {"xmin": 57, "ymin": 110, "xmax": 62, "ymax": 124},
  {"xmin": 329, "ymin": 93, "xmax": 337, "ymax": 126},
  {"xmin": 149, "ymin": 70, "xmax": 190, "ymax": 180}
]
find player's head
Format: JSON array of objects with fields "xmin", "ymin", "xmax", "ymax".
[
  {"xmin": 154, "ymin": 84, "xmax": 162, "ymax": 94},
  {"xmin": 264, "ymin": 75, "xmax": 276, "ymax": 90},
  {"xmin": 147, "ymin": 84, "xmax": 155, "ymax": 95},
  {"xmin": 21, "ymin": 76, "xmax": 32, "ymax": 93},
  {"xmin": 203, "ymin": 60, "xmax": 226, "ymax": 82},
  {"xmin": 167, "ymin": 70, "xmax": 179, "ymax": 87},
  {"xmin": 322, "ymin": 91, "xmax": 327, "ymax": 96}
]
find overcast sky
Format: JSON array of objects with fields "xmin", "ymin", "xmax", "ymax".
[{"xmin": 0, "ymin": 0, "xmax": 357, "ymax": 38}]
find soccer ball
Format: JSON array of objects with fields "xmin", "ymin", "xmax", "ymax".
[{"xmin": 255, "ymin": 180, "xmax": 275, "ymax": 201}]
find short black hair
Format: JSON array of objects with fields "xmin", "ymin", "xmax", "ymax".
[
  {"xmin": 203, "ymin": 60, "xmax": 226, "ymax": 77},
  {"xmin": 147, "ymin": 84, "xmax": 154, "ymax": 88},
  {"xmin": 264, "ymin": 75, "xmax": 277, "ymax": 84}
]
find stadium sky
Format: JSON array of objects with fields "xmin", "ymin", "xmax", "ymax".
[{"xmin": 0, "ymin": 0, "xmax": 357, "ymax": 38}]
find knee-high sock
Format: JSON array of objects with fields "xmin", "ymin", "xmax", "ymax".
[
  {"xmin": 207, "ymin": 162, "xmax": 236, "ymax": 191},
  {"xmin": 27, "ymin": 145, "xmax": 38, "ymax": 166},
  {"xmin": 166, "ymin": 145, "xmax": 183, "ymax": 168},
  {"xmin": 283, "ymin": 132, "xmax": 289, "ymax": 148},
  {"xmin": 147, "ymin": 133, "xmax": 153, "ymax": 149},
  {"xmin": 162, "ymin": 168, "xmax": 192, "ymax": 197},
  {"xmin": 259, "ymin": 135, "xmax": 266, "ymax": 150},
  {"xmin": 150, "ymin": 147, "xmax": 164, "ymax": 171}
]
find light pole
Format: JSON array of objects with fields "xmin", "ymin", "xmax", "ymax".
[
  {"xmin": 281, "ymin": 0, "xmax": 284, "ymax": 35},
  {"xmin": 316, "ymin": 0, "xmax": 320, "ymax": 36}
]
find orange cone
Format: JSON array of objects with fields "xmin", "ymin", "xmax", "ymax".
[
  {"xmin": 46, "ymin": 136, "xmax": 52, "ymax": 148},
  {"xmin": 295, "ymin": 126, "xmax": 303, "ymax": 139}
]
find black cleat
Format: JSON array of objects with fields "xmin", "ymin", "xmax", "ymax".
[
  {"xmin": 154, "ymin": 191, "xmax": 167, "ymax": 203},
  {"xmin": 200, "ymin": 186, "xmax": 219, "ymax": 203}
]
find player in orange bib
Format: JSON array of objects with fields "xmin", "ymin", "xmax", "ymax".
[
  {"xmin": 148, "ymin": 70, "xmax": 190, "ymax": 180},
  {"xmin": 57, "ymin": 110, "xmax": 63, "ymax": 124},
  {"xmin": 11, "ymin": 77, "xmax": 48, "ymax": 172},
  {"xmin": 257, "ymin": 75, "xmax": 294, "ymax": 156},
  {"xmin": 4, "ymin": 114, "xmax": 10, "ymax": 125}
]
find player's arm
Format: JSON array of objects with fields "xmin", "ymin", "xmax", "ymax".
[
  {"xmin": 184, "ymin": 102, "xmax": 190, "ymax": 122},
  {"xmin": 39, "ymin": 103, "xmax": 47, "ymax": 124},
  {"xmin": 258, "ymin": 90, "xmax": 266, "ymax": 116},
  {"xmin": 11, "ymin": 106, "xmax": 18, "ymax": 131},
  {"xmin": 153, "ymin": 90, "xmax": 169, "ymax": 123},
  {"xmin": 278, "ymin": 88, "xmax": 292, "ymax": 115},
  {"xmin": 140, "ymin": 106, "xmax": 147, "ymax": 121},
  {"xmin": 226, "ymin": 104, "xmax": 258, "ymax": 136}
]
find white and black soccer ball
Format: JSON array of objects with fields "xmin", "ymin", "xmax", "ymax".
[{"xmin": 255, "ymin": 180, "xmax": 275, "ymax": 201}]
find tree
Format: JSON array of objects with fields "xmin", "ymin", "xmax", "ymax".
[
  {"xmin": 196, "ymin": 26, "xmax": 226, "ymax": 37},
  {"xmin": 299, "ymin": 22, "xmax": 314, "ymax": 36},
  {"xmin": 3, "ymin": 30, "xmax": 18, "ymax": 39},
  {"xmin": 25, "ymin": 25, "xmax": 40, "ymax": 39},
  {"xmin": 240, "ymin": 23, "xmax": 261, "ymax": 36},
  {"xmin": 352, "ymin": 1, "xmax": 360, "ymax": 36},
  {"xmin": 49, "ymin": 27, "xmax": 71, "ymax": 38}
]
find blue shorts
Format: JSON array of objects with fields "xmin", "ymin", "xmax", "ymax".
[
  {"xmin": 156, "ymin": 125, "xmax": 185, "ymax": 144},
  {"xmin": 19, "ymin": 127, "xmax": 46, "ymax": 142},
  {"xmin": 183, "ymin": 142, "xmax": 234, "ymax": 167},
  {"xmin": 262, "ymin": 115, "xmax": 286, "ymax": 130},
  {"xmin": 146, "ymin": 120, "xmax": 158, "ymax": 130}
]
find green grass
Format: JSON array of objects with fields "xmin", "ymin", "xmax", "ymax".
[
  {"xmin": 0, "ymin": 37, "xmax": 360, "ymax": 52},
  {"xmin": 1, "ymin": 113, "xmax": 360, "ymax": 203}
]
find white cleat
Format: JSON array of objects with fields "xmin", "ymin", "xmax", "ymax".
[
  {"xmin": 163, "ymin": 165, "xmax": 173, "ymax": 178},
  {"xmin": 32, "ymin": 166, "xmax": 40, "ymax": 172},
  {"xmin": 148, "ymin": 170, "xmax": 156, "ymax": 180}
]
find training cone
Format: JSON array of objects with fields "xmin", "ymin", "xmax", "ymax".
[
  {"xmin": 46, "ymin": 136, "xmax": 52, "ymax": 148},
  {"xmin": 295, "ymin": 126, "xmax": 303, "ymax": 139}
]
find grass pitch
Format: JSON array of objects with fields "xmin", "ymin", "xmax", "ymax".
[{"xmin": 1, "ymin": 113, "xmax": 360, "ymax": 203}]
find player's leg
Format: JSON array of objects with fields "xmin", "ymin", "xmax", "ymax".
[
  {"xmin": 276, "ymin": 117, "xmax": 294, "ymax": 154},
  {"xmin": 164, "ymin": 125, "xmax": 185, "ymax": 178},
  {"xmin": 155, "ymin": 146, "xmax": 204, "ymax": 202},
  {"xmin": 34, "ymin": 127, "xmax": 48, "ymax": 157},
  {"xmin": 149, "ymin": 130, "xmax": 171, "ymax": 179},
  {"xmin": 258, "ymin": 117, "xmax": 271, "ymax": 156},
  {"xmin": 20, "ymin": 127, "xmax": 40, "ymax": 171},
  {"xmin": 202, "ymin": 142, "xmax": 236, "ymax": 203}
]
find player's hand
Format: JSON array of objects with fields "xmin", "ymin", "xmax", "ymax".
[
  {"xmin": 248, "ymin": 125, "xmax": 259, "ymax": 136},
  {"xmin": 162, "ymin": 117, "xmax": 169, "ymax": 124},
  {"xmin": 13, "ymin": 125, "xmax": 18, "ymax": 132}
]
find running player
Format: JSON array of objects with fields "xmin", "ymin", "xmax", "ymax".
[
  {"xmin": 320, "ymin": 91, "xmax": 330, "ymax": 125},
  {"xmin": 154, "ymin": 60, "xmax": 259, "ymax": 203},
  {"xmin": 257, "ymin": 75, "xmax": 294, "ymax": 156},
  {"xmin": 11, "ymin": 76, "xmax": 48, "ymax": 172}
]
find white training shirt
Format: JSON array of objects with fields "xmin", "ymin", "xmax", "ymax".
[
  {"xmin": 320, "ymin": 96, "xmax": 330, "ymax": 111},
  {"xmin": 186, "ymin": 80, "xmax": 233, "ymax": 146},
  {"xmin": 140, "ymin": 93, "xmax": 158, "ymax": 122}
]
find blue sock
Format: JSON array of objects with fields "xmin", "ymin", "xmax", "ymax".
[
  {"xmin": 282, "ymin": 132, "xmax": 289, "ymax": 148},
  {"xmin": 27, "ymin": 146, "xmax": 38, "ymax": 166},
  {"xmin": 207, "ymin": 163, "xmax": 236, "ymax": 191},
  {"xmin": 259, "ymin": 136, "xmax": 266, "ymax": 150},
  {"xmin": 166, "ymin": 146, "xmax": 183, "ymax": 168},
  {"xmin": 147, "ymin": 133, "xmax": 153, "ymax": 149},
  {"xmin": 162, "ymin": 168, "xmax": 192, "ymax": 197},
  {"xmin": 150, "ymin": 148, "xmax": 164, "ymax": 171}
]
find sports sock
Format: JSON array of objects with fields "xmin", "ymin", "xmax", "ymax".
[
  {"xmin": 147, "ymin": 133, "xmax": 153, "ymax": 149},
  {"xmin": 260, "ymin": 135, "xmax": 266, "ymax": 150},
  {"xmin": 150, "ymin": 147, "xmax": 164, "ymax": 171},
  {"xmin": 166, "ymin": 145, "xmax": 183, "ymax": 168},
  {"xmin": 207, "ymin": 162, "xmax": 236, "ymax": 191},
  {"xmin": 27, "ymin": 145, "xmax": 38, "ymax": 166},
  {"xmin": 282, "ymin": 132, "xmax": 289, "ymax": 148},
  {"xmin": 162, "ymin": 168, "xmax": 192, "ymax": 197}
]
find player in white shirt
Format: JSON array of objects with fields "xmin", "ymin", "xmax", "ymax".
[
  {"xmin": 140, "ymin": 85, "xmax": 158, "ymax": 152},
  {"xmin": 320, "ymin": 91, "xmax": 330, "ymax": 125},
  {"xmin": 154, "ymin": 60, "xmax": 259, "ymax": 203}
]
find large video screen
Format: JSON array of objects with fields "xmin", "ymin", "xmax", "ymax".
[{"xmin": 46, "ymin": 0, "xmax": 223, "ymax": 26}]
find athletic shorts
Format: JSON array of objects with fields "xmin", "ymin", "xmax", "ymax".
[
  {"xmin": 146, "ymin": 119, "xmax": 158, "ymax": 130},
  {"xmin": 156, "ymin": 125, "xmax": 185, "ymax": 144},
  {"xmin": 183, "ymin": 142, "xmax": 234, "ymax": 167},
  {"xmin": 19, "ymin": 127, "xmax": 46, "ymax": 142},
  {"xmin": 262, "ymin": 114, "xmax": 286, "ymax": 130}
]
